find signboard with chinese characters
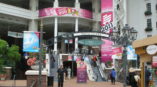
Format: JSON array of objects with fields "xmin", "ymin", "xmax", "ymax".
[{"xmin": 101, "ymin": 0, "xmax": 114, "ymax": 34}]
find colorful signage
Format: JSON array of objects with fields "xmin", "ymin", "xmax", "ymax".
[
  {"xmin": 101, "ymin": 39, "xmax": 113, "ymax": 62},
  {"xmin": 39, "ymin": 7, "xmax": 92, "ymax": 19},
  {"xmin": 146, "ymin": 45, "xmax": 157, "ymax": 55},
  {"xmin": 23, "ymin": 31, "xmax": 39, "ymax": 52},
  {"xmin": 101, "ymin": 0, "xmax": 114, "ymax": 33},
  {"xmin": 77, "ymin": 61, "xmax": 87, "ymax": 83},
  {"xmin": 127, "ymin": 45, "xmax": 137, "ymax": 60}
]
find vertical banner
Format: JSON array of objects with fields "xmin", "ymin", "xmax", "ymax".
[
  {"xmin": 101, "ymin": 0, "xmax": 114, "ymax": 33},
  {"xmin": 101, "ymin": 39, "xmax": 113, "ymax": 62},
  {"xmin": 77, "ymin": 61, "xmax": 87, "ymax": 83},
  {"xmin": 127, "ymin": 45, "xmax": 137, "ymax": 60},
  {"xmin": 23, "ymin": 31, "xmax": 40, "ymax": 52}
]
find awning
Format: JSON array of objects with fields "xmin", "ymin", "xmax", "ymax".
[{"xmin": 132, "ymin": 35, "xmax": 157, "ymax": 48}]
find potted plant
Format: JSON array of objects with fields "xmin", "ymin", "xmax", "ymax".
[{"xmin": 0, "ymin": 39, "xmax": 21, "ymax": 80}]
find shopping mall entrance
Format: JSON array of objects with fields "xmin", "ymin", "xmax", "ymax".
[{"xmin": 63, "ymin": 61, "xmax": 77, "ymax": 77}]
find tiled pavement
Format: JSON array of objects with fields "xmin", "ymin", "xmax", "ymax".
[{"xmin": 0, "ymin": 78, "xmax": 130, "ymax": 87}]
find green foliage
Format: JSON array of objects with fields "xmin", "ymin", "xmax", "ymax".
[{"xmin": 0, "ymin": 39, "xmax": 21, "ymax": 73}]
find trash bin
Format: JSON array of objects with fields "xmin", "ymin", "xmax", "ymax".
[{"xmin": 48, "ymin": 76, "xmax": 54, "ymax": 87}]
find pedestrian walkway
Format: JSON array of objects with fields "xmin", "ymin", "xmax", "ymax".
[{"xmin": 0, "ymin": 78, "xmax": 130, "ymax": 87}]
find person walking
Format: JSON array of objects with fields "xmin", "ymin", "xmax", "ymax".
[
  {"xmin": 67, "ymin": 67, "xmax": 71, "ymax": 80},
  {"xmin": 145, "ymin": 67, "xmax": 151, "ymax": 87},
  {"xmin": 128, "ymin": 68, "xmax": 138, "ymax": 87},
  {"xmin": 110, "ymin": 68, "xmax": 116, "ymax": 85},
  {"xmin": 57, "ymin": 65, "xmax": 66, "ymax": 87}
]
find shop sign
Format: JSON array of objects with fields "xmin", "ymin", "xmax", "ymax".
[
  {"xmin": 146, "ymin": 45, "xmax": 157, "ymax": 55},
  {"xmin": 78, "ymin": 39, "xmax": 104, "ymax": 46},
  {"xmin": 74, "ymin": 32, "xmax": 109, "ymax": 37}
]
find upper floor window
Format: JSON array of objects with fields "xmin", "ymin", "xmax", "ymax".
[
  {"xmin": 146, "ymin": 3, "xmax": 151, "ymax": 11},
  {"xmin": 147, "ymin": 19, "xmax": 152, "ymax": 28}
]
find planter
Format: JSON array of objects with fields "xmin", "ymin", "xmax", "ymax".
[
  {"xmin": 0, "ymin": 74, "xmax": 6, "ymax": 80},
  {"xmin": 144, "ymin": 10, "xmax": 152, "ymax": 16}
]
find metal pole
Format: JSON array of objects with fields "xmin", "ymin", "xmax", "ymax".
[
  {"xmin": 123, "ymin": 46, "xmax": 127, "ymax": 87},
  {"xmin": 38, "ymin": 19, "xmax": 43, "ymax": 87}
]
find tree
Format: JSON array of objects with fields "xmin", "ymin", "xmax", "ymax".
[{"xmin": 0, "ymin": 39, "xmax": 21, "ymax": 73}]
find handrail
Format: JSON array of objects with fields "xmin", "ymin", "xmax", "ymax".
[
  {"xmin": 96, "ymin": 58, "xmax": 106, "ymax": 80},
  {"xmin": 30, "ymin": 80, "xmax": 36, "ymax": 87}
]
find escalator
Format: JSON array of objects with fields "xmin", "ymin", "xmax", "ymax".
[{"xmin": 85, "ymin": 56, "xmax": 106, "ymax": 82}]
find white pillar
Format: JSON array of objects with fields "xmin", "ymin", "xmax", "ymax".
[
  {"xmin": 92, "ymin": 0, "xmax": 100, "ymax": 31},
  {"xmin": 29, "ymin": 0, "xmax": 38, "ymax": 31},
  {"xmin": 29, "ymin": 0, "xmax": 38, "ymax": 11},
  {"xmin": 75, "ymin": 18, "xmax": 79, "ymax": 50},
  {"xmin": 74, "ymin": 0, "xmax": 80, "ymax": 50},
  {"xmin": 54, "ymin": 17, "xmax": 58, "ymax": 52},
  {"xmin": 75, "ymin": 0, "xmax": 80, "ymax": 8},
  {"xmin": 28, "ymin": 20, "xmax": 38, "ymax": 31},
  {"xmin": 54, "ymin": 0, "xmax": 59, "ymax": 7}
]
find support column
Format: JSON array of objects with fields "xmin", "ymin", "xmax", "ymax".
[
  {"xmin": 74, "ymin": 0, "xmax": 80, "ymax": 50},
  {"xmin": 53, "ymin": 0, "xmax": 59, "ymax": 53},
  {"xmin": 92, "ymin": 0, "xmax": 100, "ymax": 31},
  {"xmin": 54, "ymin": 0, "xmax": 59, "ymax": 7},
  {"xmin": 29, "ymin": 0, "xmax": 38, "ymax": 31},
  {"xmin": 54, "ymin": 17, "xmax": 58, "ymax": 52}
]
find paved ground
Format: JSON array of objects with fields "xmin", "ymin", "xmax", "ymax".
[{"xmin": 0, "ymin": 78, "xmax": 130, "ymax": 87}]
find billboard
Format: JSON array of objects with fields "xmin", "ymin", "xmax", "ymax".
[
  {"xmin": 23, "ymin": 31, "xmax": 40, "ymax": 52},
  {"xmin": 101, "ymin": 0, "xmax": 114, "ymax": 33},
  {"xmin": 101, "ymin": 39, "xmax": 113, "ymax": 62},
  {"xmin": 39, "ymin": 7, "xmax": 92, "ymax": 19}
]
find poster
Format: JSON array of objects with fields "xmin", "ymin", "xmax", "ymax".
[
  {"xmin": 23, "ymin": 31, "xmax": 39, "ymax": 52},
  {"xmin": 77, "ymin": 61, "xmax": 87, "ymax": 83},
  {"xmin": 101, "ymin": 39, "xmax": 113, "ymax": 62}
]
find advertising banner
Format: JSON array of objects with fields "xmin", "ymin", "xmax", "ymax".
[
  {"xmin": 39, "ymin": 7, "xmax": 92, "ymax": 18},
  {"xmin": 127, "ymin": 45, "xmax": 137, "ymax": 60},
  {"xmin": 101, "ymin": 39, "xmax": 113, "ymax": 62},
  {"xmin": 101, "ymin": 0, "xmax": 113, "ymax": 33},
  {"xmin": 77, "ymin": 61, "xmax": 87, "ymax": 83},
  {"xmin": 23, "ymin": 31, "xmax": 39, "ymax": 52}
]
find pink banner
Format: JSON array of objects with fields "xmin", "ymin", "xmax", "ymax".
[
  {"xmin": 39, "ymin": 7, "xmax": 92, "ymax": 19},
  {"xmin": 101, "ymin": 0, "xmax": 114, "ymax": 33},
  {"xmin": 112, "ymin": 47, "xmax": 123, "ymax": 55},
  {"xmin": 101, "ymin": 39, "xmax": 113, "ymax": 62},
  {"xmin": 101, "ymin": 0, "xmax": 113, "ymax": 13}
]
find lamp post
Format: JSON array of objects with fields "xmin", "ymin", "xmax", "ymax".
[
  {"xmin": 110, "ymin": 24, "xmax": 137, "ymax": 87},
  {"xmin": 38, "ymin": 19, "xmax": 43, "ymax": 87}
]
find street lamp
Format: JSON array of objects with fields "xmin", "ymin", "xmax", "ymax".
[
  {"xmin": 110, "ymin": 24, "xmax": 137, "ymax": 87},
  {"xmin": 38, "ymin": 19, "xmax": 43, "ymax": 87}
]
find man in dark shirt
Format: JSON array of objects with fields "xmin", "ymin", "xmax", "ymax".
[{"xmin": 57, "ymin": 65, "xmax": 66, "ymax": 87}]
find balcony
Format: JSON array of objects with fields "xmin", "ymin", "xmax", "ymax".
[
  {"xmin": 144, "ymin": 10, "xmax": 152, "ymax": 16},
  {"xmin": 145, "ymin": 27, "xmax": 152, "ymax": 32}
]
